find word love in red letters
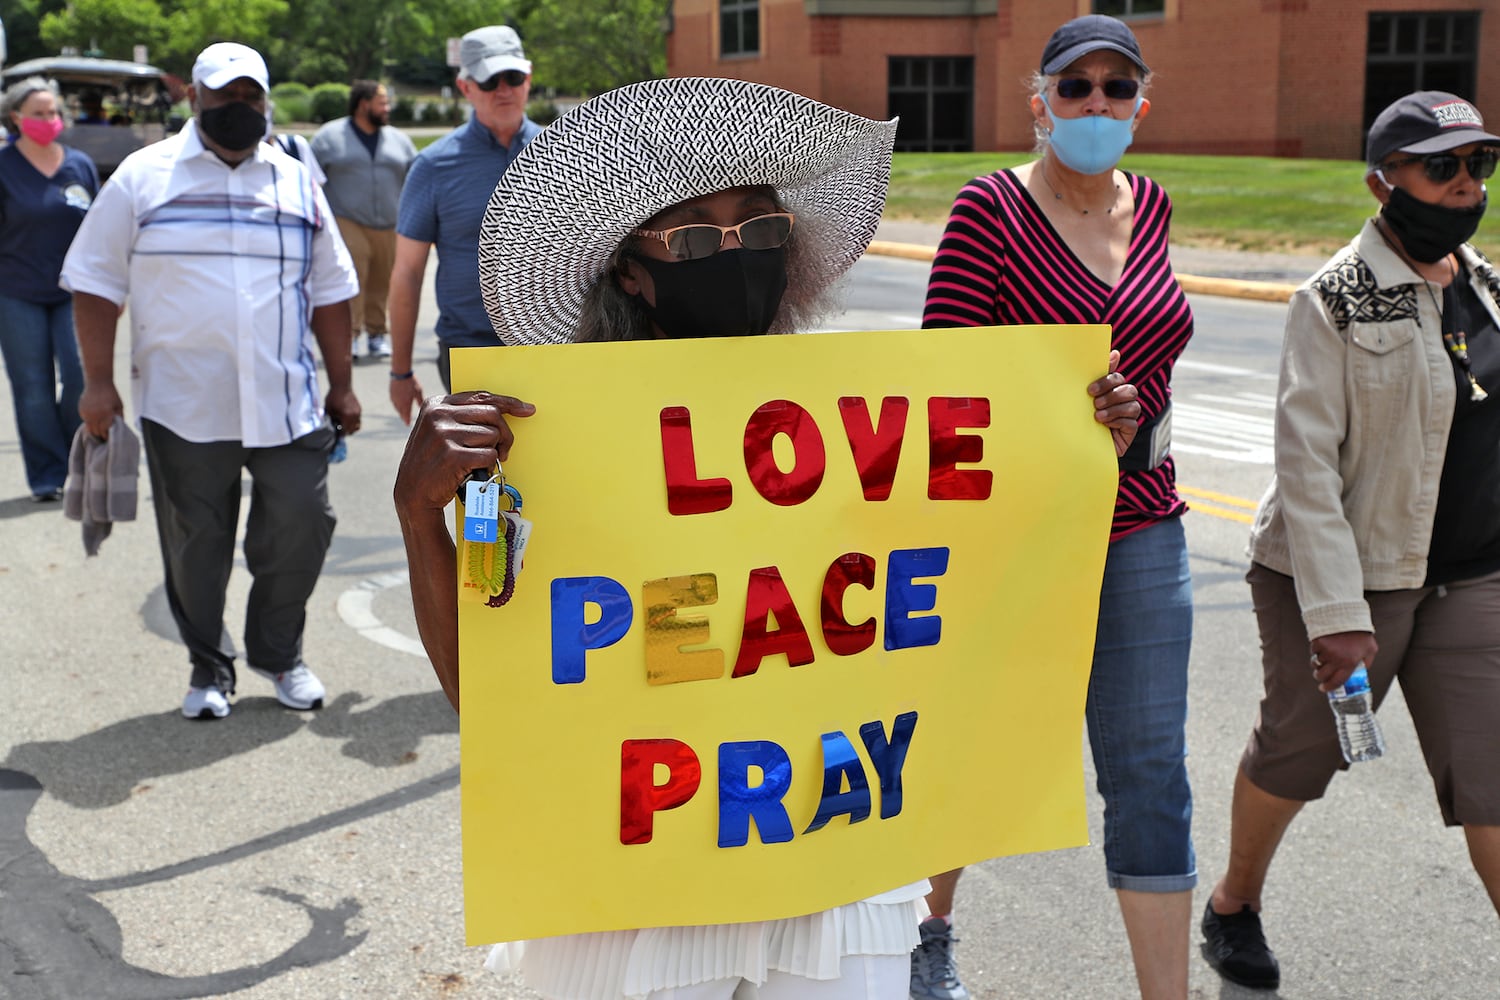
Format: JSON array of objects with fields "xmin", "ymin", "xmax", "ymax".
[{"xmin": 660, "ymin": 397, "xmax": 992, "ymax": 514}]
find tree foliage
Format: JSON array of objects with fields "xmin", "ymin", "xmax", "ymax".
[
  {"xmin": 0, "ymin": 0, "xmax": 66, "ymax": 66},
  {"xmin": 512, "ymin": 0, "xmax": 668, "ymax": 95},
  {"xmin": 38, "ymin": 0, "xmax": 167, "ymax": 60},
  {"xmin": 280, "ymin": 0, "xmax": 410, "ymax": 82},
  {"xmin": 160, "ymin": 0, "xmax": 288, "ymax": 69},
  {"xmin": 1, "ymin": 0, "xmax": 670, "ymax": 96}
]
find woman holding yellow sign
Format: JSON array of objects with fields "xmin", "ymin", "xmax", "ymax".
[{"xmin": 394, "ymin": 76, "xmax": 1142, "ymax": 1000}]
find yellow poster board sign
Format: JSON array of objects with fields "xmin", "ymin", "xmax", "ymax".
[{"xmin": 452, "ymin": 325, "xmax": 1115, "ymax": 946}]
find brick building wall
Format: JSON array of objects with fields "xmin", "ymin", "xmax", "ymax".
[{"xmin": 668, "ymin": 0, "xmax": 1499, "ymax": 160}]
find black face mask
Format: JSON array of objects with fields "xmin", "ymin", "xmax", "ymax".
[
  {"xmin": 632, "ymin": 247, "xmax": 788, "ymax": 340},
  {"xmin": 198, "ymin": 101, "xmax": 267, "ymax": 152},
  {"xmin": 1381, "ymin": 184, "xmax": 1487, "ymax": 263}
]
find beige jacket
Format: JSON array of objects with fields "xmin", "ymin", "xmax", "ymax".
[{"xmin": 1248, "ymin": 218, "xmax": 1500, "ymax": 638}]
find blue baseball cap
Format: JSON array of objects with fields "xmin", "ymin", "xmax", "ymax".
[{"xmin": 1041, "ymin": 15, "xmax": 1150, "ymax": 76}]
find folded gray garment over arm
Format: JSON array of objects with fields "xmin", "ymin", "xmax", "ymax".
[{"xmin": 63, "ymin": 416, "xmax": 141, "ymax": 556}]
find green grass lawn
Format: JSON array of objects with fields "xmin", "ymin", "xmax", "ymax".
[
  {"xmin": 888, "ymin": 151, "xmax": 1500, "ymax": 256},
  {"xmin": 397, "ymin": 131, "xmax": 1498, "ymax": 257}
]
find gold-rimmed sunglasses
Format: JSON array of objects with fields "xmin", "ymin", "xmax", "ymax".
[{"xmin": 630, "ymin": 212, "xmax": 795, "ymax": 261}]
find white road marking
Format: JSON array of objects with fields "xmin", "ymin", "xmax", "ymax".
[
  {"xmin": 336, "ymin": 571, "xmax": 428, "ymax": 657},
  {"xmin": 1176, "ymin": 359, "xmax": 1276, "ymax": 379}
]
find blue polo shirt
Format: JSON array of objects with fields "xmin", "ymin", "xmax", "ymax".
[
  {"xmin": 397, "ymin": 114, "xmax": 542, "ymax": 347},
  {"xmin": 0, "ymin": 144, "xmax": 99, "ymax": 304}
]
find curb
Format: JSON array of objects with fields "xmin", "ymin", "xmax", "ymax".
[{"xmin": 866, "ymin": 240, "xmax": 1299, "ymax": 303}]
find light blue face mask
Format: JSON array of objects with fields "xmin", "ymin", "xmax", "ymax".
[{"xmin": 1042, "ymin": 95, "xmax": 1143, "ymax": 175}]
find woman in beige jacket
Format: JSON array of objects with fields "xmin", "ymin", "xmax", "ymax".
[{"xmin": 1201, "ymin": 91, "xmax": 1500, "ymax": 992}]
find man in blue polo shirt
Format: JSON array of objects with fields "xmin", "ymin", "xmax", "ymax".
[{"xmin": 387, "ymin": 25, "xmax": 542, "ymax": 421}]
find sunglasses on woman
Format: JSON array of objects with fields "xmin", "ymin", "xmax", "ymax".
[
  {"xmin": 477, "ymin": 70, "xmax": 528, "ymax": 91},
  {"xmin": 1384, "ymin": 148, "xmax": 1498, "ymax": 183},
  {"xmin": 1054, "ymin": 77, "xmax": 1141, "ymax": 101},
  {"xmin": 630, "ymin": 212, "xmax": 796, "ymax": 261}
]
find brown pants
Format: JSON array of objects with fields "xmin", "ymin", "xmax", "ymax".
[
  {"xmin": 335, "ymin": 217, "xmax": 396, "ymax": 336},
  {"xmin": 1242, "ymin": 562, "xmax": 1500, "ymax": 826}
]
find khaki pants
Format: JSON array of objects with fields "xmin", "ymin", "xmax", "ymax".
[{"xmin": 334, "ymin": 217, "xmax": 396, "ymax": 336}]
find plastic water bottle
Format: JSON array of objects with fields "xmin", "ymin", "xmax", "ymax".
[{"xmin": 1328, "ymin": 663, "xmax": 1384, "ymax": 763}]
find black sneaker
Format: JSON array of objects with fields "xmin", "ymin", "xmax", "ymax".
[{"xmin": 1201, "ymin": 901, "xmax": 1280, "ymax": 990}]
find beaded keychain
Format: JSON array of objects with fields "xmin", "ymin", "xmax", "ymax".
[{"xmin": 459, "ymin": 463, "xmax": 532, "ymax": 607}]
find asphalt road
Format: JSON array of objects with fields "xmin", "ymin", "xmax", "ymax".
[{"xmin": 0, "ymin": 252, "xmax": 1494, "ymax": 1000}]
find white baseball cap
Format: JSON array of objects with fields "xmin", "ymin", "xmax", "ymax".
[{"xmin": 192, "ymin": 42, "xmax": 270, "ymax": 92}]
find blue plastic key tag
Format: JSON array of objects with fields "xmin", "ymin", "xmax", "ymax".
[{"xmin": 463, "ymin": 479, "xmax": 501, "ymax": 542}]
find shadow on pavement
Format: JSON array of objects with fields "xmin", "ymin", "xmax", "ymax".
[
  {"xmin": 2, "ymin": 689, "xmax": 457, "ymax": 809},
  {"xmin": 0, "ymin": 768, "xmax": 368, "ymax": 1000},
  {"xmin": 307, "ymin": 690, "xmax": 458, "ymax": 766},
  {"xmin": 0, "ymin": 495, "xmax": 69, "ymax": 520},
  {"xmin": 2, "ymin": 701, "xmax": 306, "ymax": 808}
]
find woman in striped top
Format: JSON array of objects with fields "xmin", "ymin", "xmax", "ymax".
[{"xmin": 914, "ymin": 15, "xmax": 1195, "ymax": 1000}]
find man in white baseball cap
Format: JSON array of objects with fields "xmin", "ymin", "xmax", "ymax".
[
  {"xmin": 61, "ymin": 40, "xmax": 360, "ymax": 721},
  {"xmin": 192, "ymin": 41, "xmax": 270, "ymax": 92}
]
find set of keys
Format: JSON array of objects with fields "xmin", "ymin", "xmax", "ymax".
[{"xmin": 459, "ymin": 464, "xmax": 533, "ymax": 607}]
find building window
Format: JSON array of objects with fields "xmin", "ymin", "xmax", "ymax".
[
  {"xmin": 889, "ymin": 56, "xmax": 974, "ymax": 153},
  {"xmin": 721, "ymin": 0, "xmax": 759, "ymax": 58},
  {"xmin": 1364, "ymin": 11, "xmax": 1480, "ymax": 143},
  {"xmin": 1092, "ymin": 0, "xmax": 1165, "ymax": 17}
]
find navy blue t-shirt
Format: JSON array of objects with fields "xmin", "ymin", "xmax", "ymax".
[{"xmin": 0, "ymin": 144, "xmax": 99, "ymax": 304}]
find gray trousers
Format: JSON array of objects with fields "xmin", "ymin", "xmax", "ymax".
[{"xmin": 141, "ymin": 419, "xmax": 336, "ymax": 693}]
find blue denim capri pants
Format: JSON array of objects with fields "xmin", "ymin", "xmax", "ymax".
[{"xmin": 1085, "ymin": 515, "xmax": 1196, "ymax": 892}]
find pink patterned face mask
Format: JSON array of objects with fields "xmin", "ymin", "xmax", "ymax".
[{"xmin": 19, "ymin": 116, "xmax": 65, "ymax": 145}]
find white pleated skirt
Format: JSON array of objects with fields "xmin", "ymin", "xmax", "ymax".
[{"xmin": 484, "ymin": 880, "xmax": 931, "ymax": 1000}]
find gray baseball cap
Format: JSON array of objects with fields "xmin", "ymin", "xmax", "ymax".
[{"xmin": 460, "ymin": 26, "xmax": 532, "ymax": 81}]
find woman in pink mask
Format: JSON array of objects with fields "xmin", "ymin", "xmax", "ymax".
[{"xmin": 0, "ymin": 77, "xmax": 99, "ymax": 501}]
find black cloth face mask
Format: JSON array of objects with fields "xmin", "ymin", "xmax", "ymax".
[
  {"xmin": 198, "ymin": 101, "xmax": 267, "ymax": 152},
  {"xmin": 631, "ymin": 247, "xmax": 789, "ymax": 340},
  {"xmin": 1381, "ymin": 184, "xmax": 1487, "ymax": 263}
]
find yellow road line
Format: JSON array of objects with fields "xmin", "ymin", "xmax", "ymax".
[
  {"xmin": 1179, "ymin": 485, "xmax": 1257, "ymax": 524},
  {"xmin": 1178, "ymin": 485, "xmax": 1259, "ymax": 509}
]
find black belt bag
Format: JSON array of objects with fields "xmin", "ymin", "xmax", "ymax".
[{"xmin": 1118, "ymin": 402, "xmax": 1172, "ymax": 472}]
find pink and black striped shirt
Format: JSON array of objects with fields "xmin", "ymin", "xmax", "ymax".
[{"xmin": 922, "ymin": 168, "xmax": 1193, "ymax": 540}]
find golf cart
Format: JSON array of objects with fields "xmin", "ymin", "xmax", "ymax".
[{"xmin": 2, "ymin": 55, "xmax": 178, "ymax": 177}]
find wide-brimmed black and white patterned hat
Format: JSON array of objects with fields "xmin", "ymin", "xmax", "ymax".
[{"xmin": 478, "ymin": 77, "xmax": 898, "ymax": 346}]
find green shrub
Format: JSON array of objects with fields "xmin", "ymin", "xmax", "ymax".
[
  {"xmin": 309, "ymin": 82, "xmax": 351, "ymax": 123},
  {"xmin": 390, "ymin": 95, "xmax": 416, "ymax": 124},
  {"xmin": 414, "ymin": 99, "xmax": 464, "ymax": 125},
  {"xmin": 526, "ymin": 98, "xmax": 559, "ymax": 126},
  {"xmin": 274, "ymin": 94, "xmax": 313, "ymax": 123},
  {"xmin": 270, "ymin": 82, "xmax": 310, "ymax": 101},
  {"xmin": 267, "ymin": 82, "xmax": 312, "ymax": 124}
]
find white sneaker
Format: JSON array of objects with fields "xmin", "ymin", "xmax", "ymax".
[
  {"xmin": 182, "ymin": 685, "xmax": 231, "ymax": 719},
  {"xmin": 368, "ymin": 333, "xmax": 392, "ymax": 359},
  {"xmin": 249, "ymin": 662, "xmax": 326, "ymax": 710},
  {"xmin": 352, "ymin": 333, "xmax": 366, "ymax": 363}
]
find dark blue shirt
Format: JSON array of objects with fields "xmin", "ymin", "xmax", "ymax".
[
  {"xmin": 396, "ymin": 115, "xmax": 541, "ymax": 346},
  {"xmin": 0, "ymin": 144, "xmax": 99, "ymax": 304},
  {"xmin": 354, "ymin": 121, "xmax": 380, "ymax": 158}
]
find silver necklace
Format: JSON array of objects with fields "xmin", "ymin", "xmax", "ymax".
[{"xmin": 1039, "ymin": 160, "xmax": 1119, "ymax": 215}]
